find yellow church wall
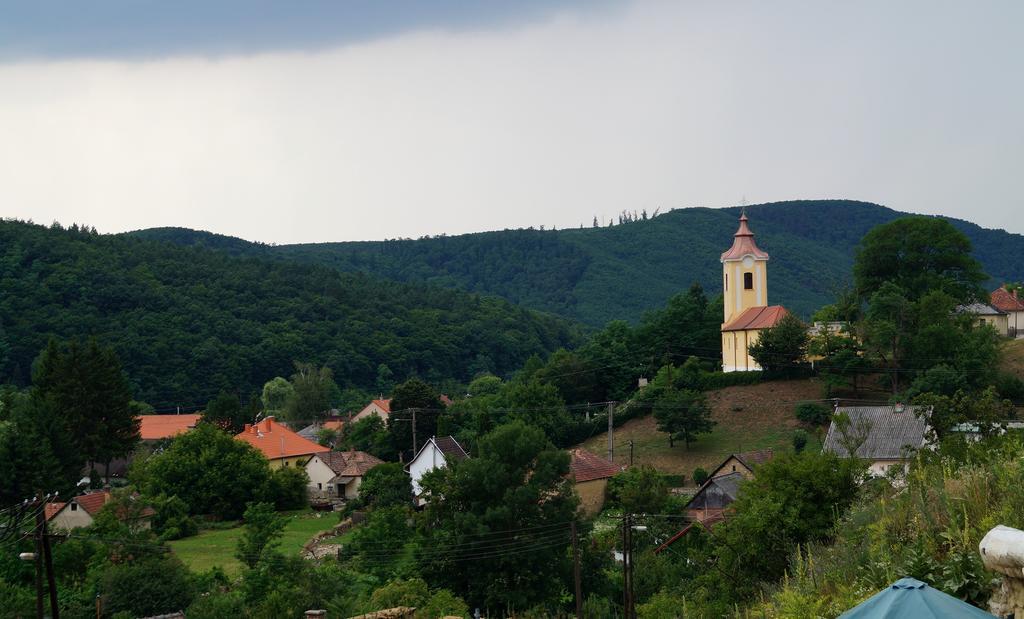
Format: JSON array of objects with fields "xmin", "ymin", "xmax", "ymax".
[
  {"xmin": 721, "ymin": 329, "xmax": 763, "ymax": 373},
  {"xmin": 723, "ymin": 258, "xmax": 768, "ymax": 324}
]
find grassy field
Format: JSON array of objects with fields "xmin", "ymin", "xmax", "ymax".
[
  {"xmin": 581, "ymin": 379, "xmax": 828, "ymax": 483},
  {"xmin": 168, "ymin": 510, "xmax": 340, "ymax": 575},
  {"xmin": 1003, "ymin": 338, "xmax": 1024, "ymax": 380}
]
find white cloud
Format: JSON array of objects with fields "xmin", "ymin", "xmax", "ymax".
[{"xmin": 1, "ymin": 0, "xmax": 1021, "ymax": 242}]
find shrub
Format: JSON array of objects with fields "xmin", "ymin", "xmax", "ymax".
[
  {"xmin": 792, "ymin": 429, "xmax": 808, "ymax": 453},
  {"xmin": 607, "ymin": 466, "xmax": 669, "ymax": 514},
  {"xmin": 692, "ymin": 468, "xmax": 709, "ymax": 486},
  {"xmin": 795, "ymin": 402, "xmax": 831, "ymax": 426},
  {"xmin": 262, "ymin": 465, "xmax": 308, "ymax": 510},
  {"xmin": 995, "ymin": 372, "xmax": 1024, "ymax": 401}
]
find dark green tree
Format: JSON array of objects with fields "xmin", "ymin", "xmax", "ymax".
[
  {"xmin": 132, "ymin": 423, "xmax": 271, "ymax": 520},
  {"xmin": 653, "ymin": 388, "xmax": 715, "ymax": 449},
  {"xmin": 606, "ymin": 465, "xmax": 669, "ymax": 514},
  {"xmin": 388, "ymin": 378, "xmax": 443, "ymax": 460},
  {"xmin": 236, "ymin": 502, "xmax": 287, "ymax": 569},
  {"xmin": 854, "ymin": 217, "xmax": 988, "ymax": 304},
  {"xmin": 203, "ymin": 390, "xmax": 249, "ymax": 433},
  {"xmin": 284, "ymin": 361, "xmax": 340, "ymax": 423},
  {"xmin": 748, "ymin": 313, "xmax": 809, "ymax": 375},
  {"xmin": 419, "ymin": 421, "xmax": 578, "ymax": 611},
  {"xmin": 358, "ymin": 462, "xmax": 413, "ymax": 510},
  {"xmin": 339, "ymin": 415, "xmax": 397, "ymax": 461}
]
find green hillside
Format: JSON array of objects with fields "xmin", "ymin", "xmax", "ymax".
[
  {"xmin": 0, "ymin": 221, "xmax": 579, "ymax": 407},
  {"xmin": 133, "ymin": 200, "xmax": 1024, "ymax": 326}
]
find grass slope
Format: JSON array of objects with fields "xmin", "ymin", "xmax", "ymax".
[
  {"xmin": 1002, "ymin": 338, "xmax": 1024, "ymax": 380},
  {"xmin": 168, "ymin": 511, "xmax": 339, "ymax": 576},
  {"xmin": 132, "ymin": 200, "xmax": 1024, "ymax": 326},
  {"xmin": 580, "ymin": 380, "xmax": 826, "ymax": 482}
]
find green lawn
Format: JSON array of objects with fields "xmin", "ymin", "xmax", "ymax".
[{"xmin": 168, "ymin": 511, "xmax": 339, "ymax": 575}]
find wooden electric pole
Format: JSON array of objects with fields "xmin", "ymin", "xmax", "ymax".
[
  {"xmin": 571, "ymin": 521, "xmax": 583, "ymax": 619},
  {"xmin": 607, "ymin": 402, "xmax": 614, "ymax": 463}
]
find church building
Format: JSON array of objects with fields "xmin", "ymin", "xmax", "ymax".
[{"xmin": 720, "ymin": 212, "xmax": 789, "ymax": 372}]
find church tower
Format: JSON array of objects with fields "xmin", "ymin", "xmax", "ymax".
[
  {"xmin": 720, "ymin": 211, "xmax": 769, "ymax": 323},
  {"xmin": 720, "ymin": 211, "xmax": 787, "ymax": 372}
]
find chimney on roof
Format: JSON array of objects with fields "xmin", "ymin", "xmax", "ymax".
[
  {"xmin": 264, "ymin": 416, "xmax": 274, "ymax": 431},
  {"xmin": 244, "ymin": 423, "xmax": 252, "ymax": 433}
]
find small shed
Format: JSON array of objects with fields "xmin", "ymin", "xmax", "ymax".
[
  {"xmin": 822, "ymin": 405, "xmax": 928, "ymax": 476},
  {"xmin": 567, "ymin": 449, "xmax": 622, "ymax": 517}
]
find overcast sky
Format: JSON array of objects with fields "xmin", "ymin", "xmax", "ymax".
[{"xmin": 1, "ymin": 1, "xmax": 1021, "ymax": 243}]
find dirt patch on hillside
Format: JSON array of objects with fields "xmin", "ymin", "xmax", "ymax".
[
  {"xmin": 580, "ymin": 379, "xmax": 827, "ymax": 482},
  {"xmin": 1003, "ymin": 339, "xmax": 1024, "ymax": 380}
]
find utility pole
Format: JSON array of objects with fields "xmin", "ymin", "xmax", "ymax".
[
  {"xmin": 34, "ymin": 506, "xmax": 43, "ymax": 619},
  {"xmin": 607, "ymin": 401, "xmax": 614, "ymax": 463},
  {"xmin": 570, "ymin": 521, "xmax": 583, "ymax": 619},
  {"xmin": 41, "ymin": 512, "xmax": 59, "ymax": 619},
  {"xmin": 622, "ymin": 513, "xmax": 633, "ymax": 619},
  {"xmin": 411, "ymin": 408, "xmax": 418, "ymax": 456}
]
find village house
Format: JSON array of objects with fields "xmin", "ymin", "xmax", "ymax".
[
  {"xmin": 352, "ymin": 398, "xmax": 392, "ymax": 423},
  {"xmin": 822, "ymin": 405, "xmax": 929, "ymax": 476},
  {"xmin": 991, "ymin": 286, "xmax": 1024, "ymax": 337},
  {"xmin": 297, "ymin": 416, "xmax": 346, "ymax": 446},
  {"xmin": 406, "ymin": 436, "xmax": 469, "ymax": 505},
  {"xmin": 567, "ymin": 449, "xmax": 621, "ymax": 517},
  {"xmin": 46, "ymin": 488, "xmax": 155, "ymax": 532},
  {"xmin": 235, "ymin": 416, "xmax": 324, "ymax": 469},
  {"xmin": 682, "ymin": 449, "xmax": 774, "ymax": 524},
  {"xmin": 305, "ymin": 450, "xmax": 384, "ymax": 500},
  {"xmin": 719, "ymin": 212, "xmax": 791, "ymax": 372},
  {"xmin": 957, "ymin": 302, "xmax": 1010, "ymax": 337},
  {"xmin": 138, "ymin": 413, "xmax": 202, "ymax": 442}
]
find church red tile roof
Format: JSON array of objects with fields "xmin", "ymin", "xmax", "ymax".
[
  {"xmin": 236, "ymin": 417, "xmax": 324, "ymax": 460},
  {"xmin": 720, "ymin": 213, "xmax": 770, "ymax": 262},
  {"xmin": 721, "ymin": 305, "xmax": 788, "ymax": 332},
  {"xmin": 138, "ymin": 414, "xmax": 202, "ymax": 440},
  {"xmin": 568, "ymin": 449, "xmax": 621, "ymax": 483},
  {"xmin": 991, "ymin": 287, "xmax": 1024, "ymax": 312}
]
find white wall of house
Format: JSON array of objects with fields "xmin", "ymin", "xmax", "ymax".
[
  {"xmin": 49, "ymin": 504, "xmax": 95, "ymax": 531},
  {"xmin": 305, "ymin": 455, "xmax": 337, "ymax": 495},
  {"xmin": 407, "ymin": 440, "xmax": 447, "ymax": 497}
]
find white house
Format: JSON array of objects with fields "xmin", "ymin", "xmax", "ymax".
[
  {"xmin": 406, "ymin": 436, "xmax": 469, "ymax": 503},
  {"xmin": 305, "ymin": 450, "xmax": 383, "ymax": 500},
  {"xmin": 46, "ymin": 489, "xmax": 154, "ymax": 532},
  {"xmin": 352, "ymin": 399, "xmax": 391, "ymax": 423}
]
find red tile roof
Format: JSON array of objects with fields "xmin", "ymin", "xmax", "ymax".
[
  {"xmin": 991, "ymin": 287, "xmax": 1024, "ymax": 312},
  {"xmin": 138, "ymin": 414, "xmax": 202, "ymax": 440},
  {"xmin": 372, "ymin": 399, "xmax": 391, "ymax": 413},
  {"xmin": 44, "ymin": 502, "xmax": 66, "ymax": 521},
  {"xmin": 236, "ymin": 417, "xmax": 325, "ymax": 460},
  {"xmin": 47, "ymin": 490, "xmax": 156, "ymax": 521},
  {"xmin": 568, "ymin": 449, "xmax": 621, "ymax": 483},
  {"xmin": 720, "ymin": 213, "xmax": 770, "ymax": 262},
  {"xmin": 721, "ymin": 305, "xmax": 788, "ymax": 332},
  {"xmin": 316, "ymin": 450, "xmax": 384, "ymax": 477}
]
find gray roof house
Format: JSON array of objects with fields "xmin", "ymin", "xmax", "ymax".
[{"xmin": 822, "ymin": 405, "xmax": 929, "ymax": 476}]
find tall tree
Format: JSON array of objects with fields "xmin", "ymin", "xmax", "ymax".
[
  {"xmin": 388, "ymin": 378, "xmax": 443, "ymax": 460},
  {"xmin": 418, "ymin": 422, "xmax": 577, "ymax": 611},
  {"xmin": 283, "ymin": 361, "xmax": 339, "ymax": 423},
  {"xmin": 653, "ymin": 388, "xmax": 715, "ymax": 449},
  {"xmin": 748, "ymin": 313, "xmax": 809, "ymax": 376},
  {"xmin": 853, "ymin": 217, "xmax": 988, "ymax": 304},
  {"xmin": 203, "ymin": 390, "xmax": 249, "ymax": 433},
  {"xmin": 32, "ymin": 338, "xmax": 138, "ymax": 478},
  {"xmin": 260, "ymin": 377, "xmax": 294, "ymax": 417}
]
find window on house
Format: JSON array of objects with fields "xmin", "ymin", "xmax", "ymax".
[
  {"xmin": 71, "ymin": 503, "xmax": 78, "ymax": 511},
  {"xmin": 732, "ymin": 465, "xmax": 736, "ymax": 472},
  {"xmin": 724, "ymin": 274, "xmax": 728, "ymax": 290},
  {"xmin": 744, "ymin": 272, "xmax": 753, "ymax": 290}
]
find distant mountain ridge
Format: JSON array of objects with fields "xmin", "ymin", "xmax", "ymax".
[{"xmin": 131, "ymin": 200, "xmax": 1024, "ymax": 325}]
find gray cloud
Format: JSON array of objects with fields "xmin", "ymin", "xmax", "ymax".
[{"xmin": 0, "ymin": 0, "xmax": 1021, "ymax": 243}]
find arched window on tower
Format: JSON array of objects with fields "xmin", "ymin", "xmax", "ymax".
[{"xmin": 743, "ymin": 272, "xmax": 753, "ymax": 290}]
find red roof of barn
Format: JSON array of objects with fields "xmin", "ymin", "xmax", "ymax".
[
  {"xmin": 991, "ymin": 287, "xmax": 1024, "ymax": 312},
  {"xmin": 568, "ymin": 449, "xmax": 621, "ymax": 483},
  {"xmin": 138, "ymin": 414, "xmax": 202, "ymax": 440},
  {"xmin": 720, "ymin": 213, "xmax": 770, "ymax": 262},
  {"xmin": 236, "ymin": 417, "xmax": 325, "ymax": 460},
  {"xmin": 721, "ymin": 305, "xmax": 788, "ymax": 332}
]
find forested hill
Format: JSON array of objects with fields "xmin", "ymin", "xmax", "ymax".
[
  {"xmin": 134, "ymin": 200, "xmax": 1024, "ymax": 326},
  {"xmin": 0, "ymin": 221, "xmax": 579, "ymax": 407}
]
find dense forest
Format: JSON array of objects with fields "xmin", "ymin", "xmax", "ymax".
[
  {"xmin": 132, "ymin": 200, "xmax": 1024, "ymax": 325},
  {"xmin": 0, "ymin": 220, "xmax": 579, "ymax": 408}
]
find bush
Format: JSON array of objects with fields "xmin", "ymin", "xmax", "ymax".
[
  {"xmin": 607, "ymin": 466, "xmax": 669, "ymax": 514},
  {"xmin": 100, "ymin": 556, "xmax": 196, "ymax": 617},
  {"xmin": 698, "ymin": 371, "xmax": 762, "ymax": 391},
  {"xmin": 792, "ymin": 429, "xmax": 808, "ymax": 453},
  {"xmin": 795, "ymin": 402, "xmax": 831, "ymax": 426},
  {"xmin": 150, "ymin": 494, "xmax": 198, "ymax": 541},
  {"xmin": 995, "ymin": 372, "xmax": 1024, "ymax": 401},
  {"xmin": 692, "ymin": 468, "xmax": 709, "ymax": 486},
  {"xmin": 262, "ymin": 465, "xmax": 308, "ymax": 510}
]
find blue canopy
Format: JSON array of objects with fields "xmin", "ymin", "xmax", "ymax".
[{"xmin": 839, "ymin": 578, "xmax": 995, "ymax": 618}]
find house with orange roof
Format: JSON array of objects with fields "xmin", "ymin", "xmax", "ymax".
[
  {"xmin": 991, "ymin": 286, "xmax": 1024, "ymax": 337},
  {"xmin": 46, "ymin": 489, "xmax": 155, "ymax": 532},
  {"xmin": 567, "ymin": 449, "xmax": 622, "ymax": 516},
  {"xmin": 352, "ymin": 398, "xmax": 392, "ymax": 423},
  {"xmin": 235, "ymin": 416, "xmax": 324, "ymax": 469},
  {"xmin": 719, "ymin": 212, "xmax": 791, "ymax": 372},
  {"xmin": 138, "ymin": 413, "xmax": 202, "ymax": 441}
]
